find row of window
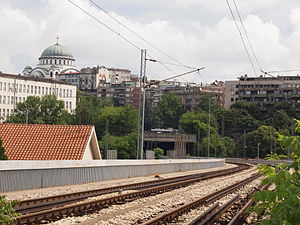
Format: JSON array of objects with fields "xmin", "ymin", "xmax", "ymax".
[
  {"xmin": 40, "ymin": 58, "xmax": 73, "ymax": 66},
  {"xmin": 0, "ymin": 82, "xmax": 73, "ymax": 98},
  {"xmin": 0, "ymin": 108, "xmax": 14, "ymax": 118}
]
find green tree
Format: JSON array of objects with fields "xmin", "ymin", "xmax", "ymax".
[
  {"xmin": 179, "ymin": 110, "xmax": 218, "ymax": 141},
  {"xmin": 0, "ymin": 137, "xmax": 8, "ymax": 160},
  {"xmin": 155, "ymin": 93, "xmax": 184, "ymax": 128},
  {"xmin": 197, "ymin": 94, "xmax": 220, "ymax": 114},
  {"xmin": 95, "ymin": 105, "xmax": 138, "ymax": 138},
  {"xmin": 153, "ymin": 147, "xmax": 164, "ymax": 159},
  {"xmin": 264, "ymin": 109, "xmax": 293, "ymax": 131},
  {"xmin": 237, "ymin": 126, "xmax": 279, "ymax": 158},
  {"xmin": 6, "ymin": 95, "xmax": 70, "ymax": 124},
  {"xmin": 252, "ymin": 120, "xmax": 300, "ymax": 224},
  {"xmin": 0, "ymin": 195, "xmax": 19, "ymax": 224},
  {"xmin": 231, "ymin": 101, "xmax": 261, "ymax": 120},
  {"xmin": 100, "ymin": 132, "xmax": 137, "ymax": 159},
  {"xmin": 199, "ymin": 133, "xmax": 226, "ymax": 157}
]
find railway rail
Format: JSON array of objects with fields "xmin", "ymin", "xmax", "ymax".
[
  {"xmin": 13, "ymin": 163, "xmax": 252, "ymax": 224},
  {"xmin": 140, "ymin": 173, "xmax": 260, "ymax": 225}
]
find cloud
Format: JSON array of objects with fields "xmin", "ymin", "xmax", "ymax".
[{"xmin": 1, "ymin": 0, "xmax": 300, "ymax": 83}]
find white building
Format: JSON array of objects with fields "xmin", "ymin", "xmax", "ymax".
[
  {"xmin": 22, "ymin": 40, "xmax": 79, "ymax": 79},
  {"xmin": 0, "ymin": 72, "xmax": 76, "ymax": 121},
  {"xmin": 107, "ymin": 68, "xmax": 132, "ymax": 83}
]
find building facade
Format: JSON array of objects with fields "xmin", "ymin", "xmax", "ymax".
[
  {"xmin": 224, "ymin": 75, "xmax": 300, "ymax": 109},
  {"xmin": 23, "ymin": 40, "xmax": 80, "ymax": 79},
  {"xmin": 0, "ymin": 72, "xmax": 76, "ymax": 121}
]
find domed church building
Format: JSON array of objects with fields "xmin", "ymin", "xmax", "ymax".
[{"xmin": 23, "ymin": 39, "xmax": 79, "ymax": 79}]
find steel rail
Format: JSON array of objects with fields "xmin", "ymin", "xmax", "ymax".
[
  {"xmin": 141, "ymin": 173, "xmax": 260, "ymax": 225},
  {"xmin": 13, "ymin": 164, "xmax": 252, "ymax": 224},
  {"xmin": 15, "ymin": 163, "xmax": 249, "ymax": 214}
]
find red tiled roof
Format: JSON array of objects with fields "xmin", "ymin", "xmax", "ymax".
[{"xmin": 0, "ymin": 124, "xmax": 94, "ymax": 160}]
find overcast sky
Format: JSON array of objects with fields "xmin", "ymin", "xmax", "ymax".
[{"xmin": 1, "ymin": 0, "xmax": 300, "ymax": 83}]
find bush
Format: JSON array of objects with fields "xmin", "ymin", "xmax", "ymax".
[
  {"xmin": 153, "ymin": 147, "xmax": 164, "ymax": 159},
  {"xmin": 0, "ymin": 195, "xmax": 19, "ymax": 224}
]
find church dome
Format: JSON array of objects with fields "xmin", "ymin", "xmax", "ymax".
[{"xmin": 40, "ymin": 43, "xmax": 74, "ymax": 59}]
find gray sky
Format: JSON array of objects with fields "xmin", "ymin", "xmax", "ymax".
[{"xmin": 0, "ymin": 0, "xmax": 300, "ymax": 83}]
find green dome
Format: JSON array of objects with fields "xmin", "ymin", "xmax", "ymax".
[{"xmin": 40, "ymin": 43, "xmax": 74, "ymax": 59}]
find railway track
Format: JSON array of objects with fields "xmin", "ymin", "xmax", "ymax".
[
  {"xmin": 13, "ymin": 163, "xmax": 251, "ymax": 224},
  {"xmin": 140, "ymin": 173, "xmax": 261, "ymax": 225}
]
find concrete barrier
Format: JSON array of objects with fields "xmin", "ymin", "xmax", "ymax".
[{"xmin": 0, "ymin": 159, "xmax": 224, "ymax": 193}]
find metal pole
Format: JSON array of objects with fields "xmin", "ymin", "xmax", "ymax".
[
  {"xmin": 257, "ymin": 143, "xmax": 260, "ymax": 159},
  {"xmin": 207, "ymin": 98, "xmax": 211, "ymax": 158},
  {"xmin": 137, "ymin": 49, "xmax": 147, "ymax": 160},
  {"xmin": 243, "ymin": 129, "xmax": 246, "ymax": 158}
]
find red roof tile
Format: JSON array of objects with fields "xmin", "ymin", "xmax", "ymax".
[{"xmin": 0, "ymin": 124, "xmax": 94, "ymax": 160}]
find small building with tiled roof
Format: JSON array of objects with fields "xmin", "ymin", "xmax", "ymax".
[{"xmin": 0, "ymin": 124, "xmax": 101, "ymax": 160}]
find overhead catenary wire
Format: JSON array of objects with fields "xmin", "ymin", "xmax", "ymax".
[
  {"xmin": 225, "ymin": 0, "xmax": 257, "ymax": 76},
  {"xmin": 67, "ymin": 0, "xmax": 204, "ymax": 82},
  {"xmin": 89, "ymin": 0, "xmax": 195, "ymax": 70},
  {"xmin": 232, "ymin": 0, "xmax": 263, "ymax": 72}
]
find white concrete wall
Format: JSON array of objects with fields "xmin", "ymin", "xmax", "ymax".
[{"xmin": 0, "ymin": 159, "xmax": 225, "ymax": 192}]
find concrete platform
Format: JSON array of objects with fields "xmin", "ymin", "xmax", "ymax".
[{"xmin": 0, "ymin": 159, "xmax": 224, "ymax": 193}]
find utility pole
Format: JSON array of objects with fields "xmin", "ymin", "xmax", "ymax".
[
  {"xmin": 243, "ymin": 129, "xmax": 246, "ymax": 158},
  {"xmin": 257, "ymin": 143, "xmax": 260, "ymax": 159},
  {"xmin": 105, "ymin": 120, "xmax": 109, "ymax": 159},
  {"xmin": 137, "ymin": 49, "xmax": 147, "ymax": 159},
  {"xmin": 207, "ymin": 97, "xmax": 211, "ymax": 158}
]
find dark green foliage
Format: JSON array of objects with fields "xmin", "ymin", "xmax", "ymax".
[
  {"xmin": 197, "ymin": 95, "xmax": 220, "ymax": 114},
  {"xmin": 153, "ymin": 147, "xmax": 164, "ymax": 159},
  {"xmin": 6, "ymin": 95, "xmax": 69, "ymax": 124},
  {"xmin": 0, "ymin": 195, "xmax": 19, "ymax": 224},
  {"xmin": 231, "ymin": 101, "xmax": 261, "ymax": 119},
  {"xmin": 264, "ymin": 110, "xmax": 293, "ymax": 131},
  {"xmin": 252, "ymin": 120, "xmax": 300, "ymax": 224},
  {"xmin": 155, "ymin": 93, "xmax": 184, "ymax": 128},
  {"xmin": 0, "ymin": 137, "xmax": 8, "ymax": 160}
]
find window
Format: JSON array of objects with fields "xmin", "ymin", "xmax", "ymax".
[
  {"xmin": 31, "ymin": 85, "xmax": 33, "ymax": 94},
  {"xmin": 7, "ymin": 109, "xmax": 9, "ymax": 116},
  {"xmin": 4, "ymin": 83, "xmax": 6, "ymax": 91},
  {"xmin": 23, "ymin": 97, "xmax": 25, "ymax": 102},
  {"xmin": 49, "ymin": 87, "xmax": 52, "ymax": 94},
  {"xmin": 46, "ymin": 87, "xmax": 48, "ymax": 94},
  {"xmin": 63, "ymin": 89, "xmax": 65, "ymax": 97},
  {"xmin": 231, "ymin": 98, "xmax": 234, "ymax": 102},
  {"xmin": 59, "ymin": 59, "xmax": 61, "ymax": 64},
  {"xmin": 19, "ymin": 84, "xmax": 22, "ymax": 93},
  {"xmin": 15, "ymin": 84, "xmax": 18, "ymax": 93},
  {"xmin": 27, "ymin": 85, "xmax": 29, "ymax": 93},
  {"xmin": 70, "ymin": 90, "xmax": 72, "ymax": 97},
  {"xmin": 3, "ymin": 96, "xmax": 6, "ymax": 104},
  {"xmin": 0, "ymin": 96, "xmax": 2, "ymax": 104},
  {"xmin": 38, "ymin": 86, "xmax": 41, "ymax": 94},
  {"xmin": 50, "ymin": 71, "xmax": 53, "ymax": 77},
  {"xmin": 23, "ymin": 84, "xmax": 26, "ymax": 93},
  {"xmin": 69, "ymin": 101, "xmax": 72, "ymax": 109},
  {"xmin": 42, "ymin": 87, "xmax": 44, "ymax": 95},
  {"xmin": 11, "ymin": 96, "xmax": 13, "ymax": 104},
  {"xmin": 19, "ymin": 97, "xmax": 21, "ymax": 103},
  {"xmin": 34, "ymin": 86, "xmax": 37, "ymax": 94},
  {"xmin": 0, "ymin": 82, "xmax": 2, "ymax": 91},
  {"xmin": 7, "ymin": 96, "xmax": 10, "ymax": 105},
  {"xmin": 54, "ymin": 59, "xmax": 57, "ymax": 64},
  {"xmin": 65, "ymin": 101, "xmax": 68, "ymax": 109},
  {"xmin": 3, "ymin": 109, "xmax": 5, "ymax": 116},
  {"xmin": 8, "ymin": 83, "xmax": 11, "ymax": 92},
  {"xmin": 59, "ymin": 88, "xmax": 62, "ymax": 97}
]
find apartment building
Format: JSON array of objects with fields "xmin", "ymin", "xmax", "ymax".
[
  {"xmin": 0, "ymin": 72, "xmax": 76, "ymax": 121},
  {"xmin": 224, "ymin": 75, "xmax": 300, "ymax": 109}
]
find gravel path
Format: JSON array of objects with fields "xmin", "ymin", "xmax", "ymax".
[
  {"xmin": 47, "ymin": 164, "xmax": 257, "ymax": 225},
  {"xmin": 4, "ymin": 163, "xmax": 236, "ymax": 201}
]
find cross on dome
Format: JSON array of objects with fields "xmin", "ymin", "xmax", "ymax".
[{"xmin": 56, "ymin": 36, "xmax": 60, "ymax": 44}]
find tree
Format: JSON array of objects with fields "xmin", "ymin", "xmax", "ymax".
[
  {"xmin": 155, "ymin": 93, "xmax": 184, "ymax": 128},
  {"xmin": 179, "ymin": 110, "xmax": 218, "ymax": 141},
  {"xmin": 153, "ymin": 147, "xmax": 164, "ymax": 159},
  {"xmin": 231, "ymin": 101, "xmax": 261, "ymax": 120},
  {"xmin": 0, "ymin": 195, "xmax": 19, "ymax": 224},
  {"xmin": 264, "ymin": 109, "xmax": 293, "ymax": 131},
  {"xmin": 99, "ymin": 132, "xmax": 137, "ymax": 159},
  {"xmin": 0, "ymin": 137, "xmax": 8, "ymax": 160},
  {"xmin": 199, "ymin": 133, "xmax": 227, "ymax": 157},
  {"xmin": 95, "ymin": 105, "xmax": 138, "ymax": 138},
  {"xmin": 75, "ymin": 91, "xmax": 113, "ymax": 125},
  {"xmin": 197, "ymin": 94, "xmax": 220, "ymax": 114},
  {"xmin": 252, "ymin": 120, "xmax": 300, "ymax": 224},
  {"xmin": 6, "ymin": 95, "xmax": 71, "ymax": 124},
  {"xmin": 237, "ymin": 126, "xmax": 280, "ymax": 158}
]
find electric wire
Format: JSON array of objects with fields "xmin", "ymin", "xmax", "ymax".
[
  {"xmin": 225, "ymin": 0, "xmax": 257, "ymax": 76},
  {"xmin": 68, "ymin": 0, "xmax": 203, "ymax": 81},
  {"xmin": 232, "ymin": 0, "xmax": 263, "ymax": 71},
  {"xmin": 89, "ymin": 0, "xmax": 195, "ymax": 70}
]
